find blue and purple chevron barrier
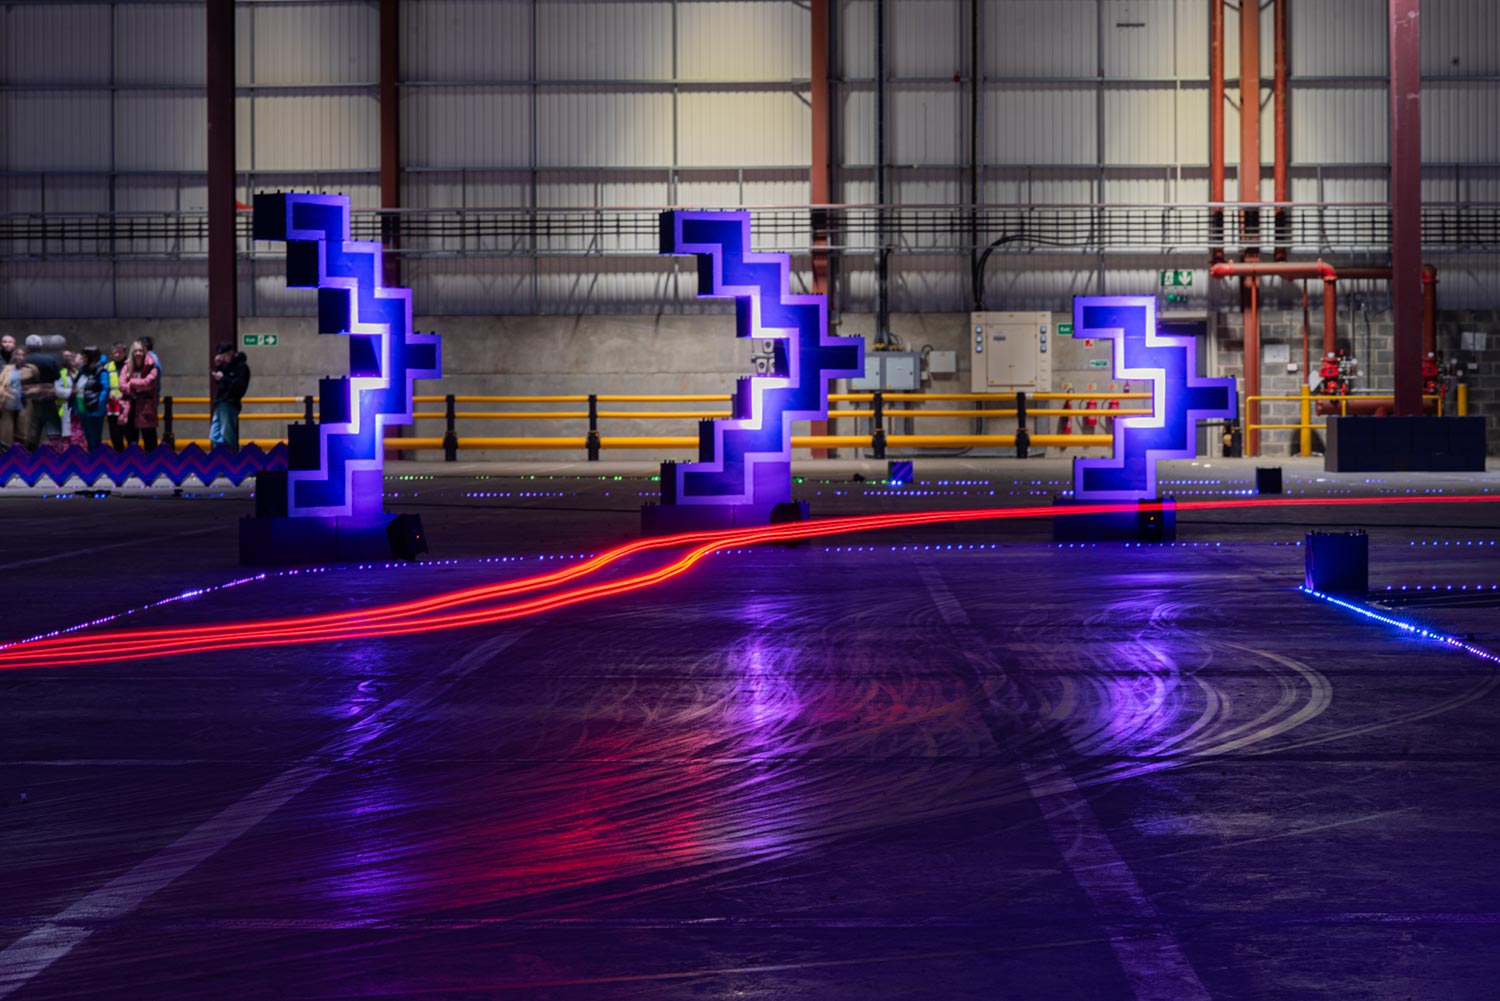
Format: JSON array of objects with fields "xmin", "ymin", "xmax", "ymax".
[
  {"xmin": 241, "ymin": 193, "xmax": 441, "ymax": 564},
  {"xmin": 646, "ymin": 210, "xmax": 862, "ymax": 532},
  {"xmin": 0, "ymin": 443, "xmax": 287, "ymax": 489}
]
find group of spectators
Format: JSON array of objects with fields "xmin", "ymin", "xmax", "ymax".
[{"xmin": 0, "ymin": 334, "xmax": 251, "ymax": 453}]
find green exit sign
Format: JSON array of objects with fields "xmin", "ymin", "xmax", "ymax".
[
  {"xmin": 242, "ymin": 334, "xmax": 278, "ymax": 347},
  {"xmin": 1058, "ymin": 322, "xmax": 1074, "ymax": 336},
  {"xmin": 1159, "ymin": 269, "xmax": 1194, "ymax": 287}
]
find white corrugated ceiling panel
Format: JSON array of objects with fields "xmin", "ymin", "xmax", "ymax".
[
  {"xmin": 537, "ymin": 92, "xmax": 672, "ymax": 168},
  {"xmin": 890, "ymin": 86, "xmax": 963, "ymax": 165},
  {"xmin": 252, "ymin": 95, "xmax": 380, "ymax": 171},
  {"xmin": 891, "ymin": 0, "xmax": 961, "ymax": 78},
  {"xmin": 402, "ymin": 88, "xmax": 531, "ymax": 169},
  {"xmin": 1291, "ymin": 85, "xmax": 1386, "ymax": 164},
  {"xmin": 404, "ymin": 0, "xmax": 529, "ymax": 82},
  {"xmin": 117, "ymin": 4, "xmax": 204, "ymax": 87},
  {"xmin": 1290, "ymin": 0, "xmax": 1384, "ymax": 77},
  {"xmin": 3, "ymin": 93, "xmax": 112, "ymax": 171},
  {"xmin": 540, "ymin": 2, "xmax": 671, "ymax": 81},
  {"xmin": 1422, "ymin": 0, "xmax": 1500, "ymax": 76},
  {"xmin": 678, "ymin": 92, "xmax": 809, "ymax": 167},
  {"xmin": 0, "ymin": 4, "xmax": 111, "ymax": 84},
  {"xmin": 986, "ymin": 85, "xmax": 1096, "ymax": 164},
  {"xmin": 116, "ymin": 94, "xmax": 207, "ymax": 173},
  {"xmin": 678, "ymin": 1, "xmax": 806, "ymax": 81},
  {"xmin": 985, "ymin": 0, "xmax": 1094, "ymax": 79},
  {"xmin": 1101, "ymin": 0, "xmax": 1176, "ymax": 79},
  {"xmin": 252, "ymin": 2, "xmax": 378, "ymax": 86},
  {"xmin": 1103, "ymin": 87, "xmax": 1175, "ymax": 165},
  {"xmin": 1425, "ymin": 84, "xmax": 1500, "ymax": 163}
]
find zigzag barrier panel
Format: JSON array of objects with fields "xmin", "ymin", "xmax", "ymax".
[{"xmin": 0, "ymin": 443, "xmax": 287, "ymax": 489}]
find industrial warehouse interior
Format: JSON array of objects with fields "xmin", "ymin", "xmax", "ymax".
[{"xmin": 2, "ymin": 1, "xmax": 1498, "ymax": 998}]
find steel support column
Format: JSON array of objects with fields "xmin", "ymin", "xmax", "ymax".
[
  {"xmin": 810, "ymin": 0, "xmax": 833, "ymax": 457},
  {"xmin": 1389, "ymin": 0, "xmax": 1423, "ymax": 416},
  {"xmin": 206, "ymin": 0, "xmax": 237, "ymax": 395},
  {"xmin": 1209, "ymin": 0, "xmax": 1225, "ymax": 262},
  {"xmin": 1273, "ymin": 0, "xmax": 1290, "ymax": 260},
  {"xmin": 1239, "ymin": 0, "xmax": 1262, "ymax": 253},
  {"xmin": 380, "ymin": 0, "xmax": 401, "ymax": 287}
]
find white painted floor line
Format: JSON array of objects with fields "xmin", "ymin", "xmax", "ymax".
[
  {"xmin": 0, "ymin": 632, "xmax": 524, "ymax": 999},
  {"xmin": 916, "ymin": 562, "xmax": 1212, "ymax": 1001}
]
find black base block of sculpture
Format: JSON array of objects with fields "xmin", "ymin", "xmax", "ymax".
[
  {"xmin": 1325, "ymin": 416, "xmax": 1486, "ymax": 472},
  {"xmin": 1052, "ymin": 497, "xmax": 1176, "ymax": 543},
  {"xmin": 240, "ymin": 512, "xmax": 428, "ymax": 566},
  {"xmin": 641, "ymin": 500, "xmax": 809, "ymax": 537}
]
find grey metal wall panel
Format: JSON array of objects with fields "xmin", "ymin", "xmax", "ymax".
[
  {"xmin": 251, "ymin": 95, "xmax": 380, "ymax": 172},
  {"xmin": 406, "ymin": 258, "xmax": 534, "ymax": 315},
  {"xmin": 678, "ymin": 91, "xmax": 810, "ymax": 167},
  {"xmin": 0, "ymin": 263, "xmax": 113, "ymax": 317},
  {"xmin": 986, "ymin": 84, "xmax": 1096, "ymax": 164},
  {"xmin": 1291, "ymin": 85, "xmax": 1387, "ymax": 165},
  {"xmin": 404, "ymin": 0, "xmax": 530, "ymax": 82},
  {"xmin": 1103, "ymin": 88, "xmax": 1176, "ymax": 165},
  {"xmin": 116, "ymin": 4, "xmax": 205, "ymax": 87},
  {"xmin": 251, "ymin": 2, "xmax": 378, "ymax": 86},
  {"xmin": 116, "ymin": 93, "xmax": 208, "ymax": 173},
  {"xmin": 1101, "ymin": 0, "xmax": 1176, "ymax": 79},
  {"xmin": 402, "ymin": 88, "xmax": 531, "ymax": 169},
  {"xmin": 678, "ymin": 0, "xmax": 807, "ymax": 81},
  {"xmin": 540, "ymin": 2, "xmax": 670, "ymax": 81},
  {"xmin": 1422, "ymin": 0, "xmax": 1500, "ymax": 76},
  {"xmin": 1173, "ymin": 0, "xmax": 1208, "ymax": 79},
  {"xmin": 676, "ymin": 175, "xmax": 810, "ymax": 209},
  {"xmin": 1425, "ymin": 84, "xmax": 1500, "ymax": 163},
  {"xmin": 115, "ymin": 177, "xmax": 191, "ymax": 213},
  {"xmin": 840, "ymin": 0, "xmax": 875, "ymax": 79},
  {"xmin": 1, "ymin": 3, "xmax": 111, "ymax": 84},
  {"xmin": 984, "ymin": 0, "xmax": 1095, "ymax": 78},
  {"xmin": 890, "ymin": 253, "xmax": 967, "ymax": 312},
  {"xmin": 3, "ymin": 93, "xmax": 112, "ymax": 171},
  {"xmin": 891, "ymin": 0, "xmax": 961, "ymax": 78},
  {"xmin": 115, "ymin": 263, "xmax": 210, "ymax": 318},
  {"xmin": 840, "ymin": 89, "xmax": 876, "ymax": 165},
  {"xmin": 536, "ymin": 92, "xmax": 672, "ymax": 167},
  {"xmin": 1176, "ymin": 86, "xmax": 1208, "ymax": 165},
  {"xmin": 1290, "ymin": 0, "xmax": 1384, "ymax": 76},
  {"xmin": 403, "ymin": 171, "xmax": 532, "ymax": 210},
  {"xmin": 890, "ymin": 86, "xmax": 962, "ymax": 165}
]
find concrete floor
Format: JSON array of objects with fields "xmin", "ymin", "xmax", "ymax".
[{"xmin": 2, "ymin": 456, "xmax": 1499, "ymax": 999}]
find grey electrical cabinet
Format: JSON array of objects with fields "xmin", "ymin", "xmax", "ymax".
[
  {"xmin": 851, "ymin": 351, "xmax": 922, "ymax": 391},
  {"xmin": 970, "ymin": 311, "xmax": 1053, "ymax": 393}
]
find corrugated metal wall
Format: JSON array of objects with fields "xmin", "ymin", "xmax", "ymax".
[{"xmin": 1, "ymin": 0, "xmax": 1498, "ymax": 317}]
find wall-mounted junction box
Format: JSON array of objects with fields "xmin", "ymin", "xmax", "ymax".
[{"xmin": 970, "ymin": 311, "xmax": 1053, "ymax": 394}]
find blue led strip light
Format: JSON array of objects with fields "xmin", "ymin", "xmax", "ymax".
[
  {"xmin": 658, "ymin": 210, "xmax": 863, "ymax": 506},
  {"xmin": 1071, "ymin": 296, "xmax": 1236, "ymax": 500},
  {"xmin": 1302, "ymin": 587, "xmax": 1500, "ymax": 666},
  {"xmin": 254, "ymin": 193, "xmax": 441, "ymax": 517}
]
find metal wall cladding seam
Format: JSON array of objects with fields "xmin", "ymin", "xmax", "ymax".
[
  {"xmin": 116, "ymin": 4, "xmax": 205, "ymax": 87},
  {"xmin": 251, "ymin": 94, "xmax": 380, "ymax": 171},
  {"xmin": 538, "ymin": 170, "xmax": 666, "ymax": 209},
  {"xmin": 984, "ymin": 0, "xmax": 1095, "ymax": 79},
  {"xmin": 1100, "ymin": 0, "xmax": 1176, "ymax": 79},
  {"xmin": 1317, "ymin": 174, "xmax": 1387, "ymax": 203},
  {"xmin": 0, "ymin": 264, "xmax": 113, "ymax": 318},
  {"xmin": 890, "ymin": 0, "xmax": 962, "ymax": 79},
  {"xmin": 677, "ymin": 91, "xmax": 810, "ymax": 167},
  {"xmin": 115, "ymin": 176, "xmax": 192, "ymax": 213},
  {"xmin": 678, "ymin": 0, "xmax": 806, "ymax": 81},
  {"xmin": 985, "ymin": 84, "xmax": 1096, "ymax": 165},
  {"xmin": 3, "ymin": 93, "xmax": 112, "ymax": 172},
  {"xmin": 1291, "ymin": 85, "xmax": 1387, "ymax": 165},
  {"xmin": 406, "ymin": 258, "xmax": 533, "ymax": 316},
  {"xmin": 539, "ymin": 1, "xmax": 670, "ymax": 81},
  {"xmin": 403, "ymin": 0, "xmax": 529, "ymax": 82},
  {"xmin": 1423, "ymin": 0, "xmax": 1500, "ymax": 76},
  {"xmin": 534, "ymin": 257, "xmax": 678, "ymax": 315},
  {"xmin": 1, "ymin": 4, "xmax": 111, "ymax": 84},
  {"xmin": 402, "ymin": 87, "xmax": 531, "ymax": 169},
  {"xmin": 115, "ymin": 264, "xmax": 210, "ymax": 318},
  {"xmin": 675, "ymin": 175, "xmax": 810, "ymax": 209},
  {"xmin": 1289, "ymin": 0, "xmax": 1384, "ymax": 77},
  {"xmin": 115, "ymin": 93, "xmax": 207, "ymax": 173},
  {"xmin": 403, "ymin": 171, "xmax": 532, "ymax": 211},
  {"xmin": 840, "ymin": 89, "xmax": 876, "ymax": 165},
  {"xmin": 1424, "ymin": 84, "xmax": 1500, "ymax": 163},
  {"xmin": 536, "ymin": 91, "xmax": 672, "ymax": 168},
  {"xmin": 983, "ymin": 172, "xmax": 1095, "ymax": 205},
  {"xmin": 840, "ymin": 0, "xmax": 876, "ymax": 80},
  {"xmin": 1175, "ymin": 86, "xmax": 1208, "ymax": 165},
  {"xmin": 889, "ymin": 86, "xmax": 963, "ymax": 165},
  {"xmin": 250, "ymin": 2, "xmax": 378, "ymax": 86},
  {"xmin": 1102, "ymin": 87, "xmax": 1176, "ymax": 165}
]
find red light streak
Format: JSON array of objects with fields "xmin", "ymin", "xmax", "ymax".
[{"xmin": 3, "ymin": 494, "xmax": 1496, "ymax": 670}]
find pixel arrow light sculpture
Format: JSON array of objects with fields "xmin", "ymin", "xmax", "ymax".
[
  {"xmin": 645, "ymin": 210, "xmax": 863, "ymax": 533},
  {"xmin": 1057, "ymin": 296, "xmax": 1236, "ymax": 538},
  {"xmin": 240, "ymin": 192, "xmax": 441, "ymax": 564}
]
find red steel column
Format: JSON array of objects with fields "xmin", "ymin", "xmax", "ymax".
[
  {"xmin": 810, "ymin": 0, "xmax": 832, "ymax": 457},
  {"xmin": 207, "ymin": 0, "xmax": 237, "ymax": 393},
  {"xmin": 1209, "ymin": 0, "xmax": 1225, "ymax": 262},
  {"xmin": 1390, "ymin": 0, "xmax": 1423, "ymax": 415},
  {"xmin": 1239, "ymin": 0, "xmax": 1262, "ymax": 252},
  {"xmin": 380, "ymin": 0, "xmax": 401, "ymax": 287},
  {"xmin": 1273, "ymin": 0, "xmax": 1289, "ymax": 260}
]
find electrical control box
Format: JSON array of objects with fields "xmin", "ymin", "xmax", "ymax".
[
  {"xmin": 970, "ymin": 311, "xmax": 1053, "ymax": 394},
  {"xmin": 851, "ymin": 351, "xmax": 921, "ymax": 391}
]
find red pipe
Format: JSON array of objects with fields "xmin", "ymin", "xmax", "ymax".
[
  {"xmin": 1245, "ymin": 276, "xmax": 1261, "ymax": 455},
  {"xmin": 1389, "ymin": 0, "xmax": 1424, "ymax": 416},
  {"xmin": 1273, "ymin": 0, "xmax": 1290, "ymax": 261},
  {"xmin": 1324, "ymin": 276, "xmax": 1339, "ymax": 356},
  {"xmin": 1240, "ymin": 0, "xmax": 1261, "ymax": 247},
  {"xmin": 1421, "ymin": 264, "xmax": 1439, "ymax": 356},
  {"xmin": 1209, "ymin": 0, "xmax": 1225, "ymax": 262}
]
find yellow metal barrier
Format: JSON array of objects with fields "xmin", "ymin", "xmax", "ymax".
[{"xmin": 1245, "ymin": 391, "xmax": 1447, "ymax": 457}]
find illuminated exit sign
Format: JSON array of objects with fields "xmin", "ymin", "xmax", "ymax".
[{"xmin": 1159, "ymin": 269, "xmax": 1193, "ymax": 288}]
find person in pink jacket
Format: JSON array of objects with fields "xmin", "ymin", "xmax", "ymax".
[{"xmin": 118, "ymin": 340, "xmax": 161, "ymax": 450}]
